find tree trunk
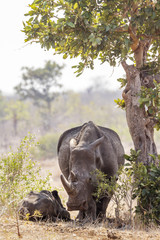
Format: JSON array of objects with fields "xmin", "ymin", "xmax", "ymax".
[
  {"xmin": 13, "ymin": 114, "xmax": 18, "ymax": 136},
  {"xmin": 122, "ymin": 61, "xmax": 157, "ymax": 164},
  {"xmin": 43, "ymin": 100, "xmax": 52, "ymax": 131}
]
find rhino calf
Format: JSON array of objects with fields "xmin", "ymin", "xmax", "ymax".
[{"xmin": 18, "ymin": 190, "xmax": 70, "ymax": 222}]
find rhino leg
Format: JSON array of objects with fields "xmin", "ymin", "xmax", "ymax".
[
  {"xmin": 76, "ymin": 210, "xmax": 85, "ymax": 221},
  {"xmin": 76, "ymin": 200, "xmax": 96, "ymax": 223},
  {"xmin": 96, "ymin": 196, "xmax": 111, "ymax": 221}
]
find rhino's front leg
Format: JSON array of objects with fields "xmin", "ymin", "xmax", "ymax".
[
  {"xmin": 86, "ymin": 199, "xmax": 96, "ymax": 222},
  {"xmin": 76, "ymin": 199, "xmax": 96, "ymax": 223},
  {"xmin": 76, "ymin": 210, "xmax": 85, "ymax": 221},
  {"xmin": 96, "ymin": 196, "xmax": 111, "ymax": 221}
]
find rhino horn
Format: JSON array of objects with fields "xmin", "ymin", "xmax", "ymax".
[
  {"xmin": 60, "ymin": 174, "xmax": 75, "ymax": 194},
  {"xmin": 89, "ymin": 136, "xmax": 104, "ymax": 150}
]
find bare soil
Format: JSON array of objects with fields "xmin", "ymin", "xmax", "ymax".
[
  {"xmin": 1, "ymin": 217, "xmax": 160, "ymax": 240},
  {"xmin": 0, "ymin": 159, "xmax": 160, "ymax": 240}
]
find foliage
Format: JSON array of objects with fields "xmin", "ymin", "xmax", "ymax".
[
  {"xmin": 125, "ymin": 150, "xmax": 160, "ymax": 225},
  {"xmin": 117, "ymin": 78, "xmax": 127, "ymax": 88},
  {"xmin": 15, "ymin": 61, "xmax": 64, "ymax": 111},
  {"xmin": 0, "ymin": 134, "xmax": 51, "ymax": 215},
  {"xmin": 23, "ymin": 0, "xmax": 160, "ymax": 74},
  {"xmin": 32, "ymin": 132, "xmax": 59, "ymax": 159},
  {"xmin": 93, "ymin": 149, "xmax": 160, "ymax": 225},
  {"xmin": 114, "ymin": 98, "xmax": 125, "ymax": 110},
  {"xmin": 131, "ymin": 162, "xmax": 160, "ymax": 225},
  {"xmin": 0, "ymin": 90, "xmax": 129, "ymax": 155},
  {"xmin": 92, "ymin": 169, "xmax": 116, "ymax": 201},
  {"xmin": 4, "ymin": 100, "xmax": 29, "ymax": 121},
  {"xmin": 139, "ymin": 80, "xmax": 160, "ymax": 130},
  {"xmin": 93, "ymin": 166, "xmax": 135, "ymax": 225},
  {"xmin": 4, "ymin": 100, "xmax": 30, "ymax": 136}
]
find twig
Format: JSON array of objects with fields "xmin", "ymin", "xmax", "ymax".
[{"xmin": 16, "ymin": 210, "xmax": 22, "ymax": 238}]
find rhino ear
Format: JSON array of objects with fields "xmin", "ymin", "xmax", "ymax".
[
  {"xmin": 89, "ymin": 136, "xmax": 104, "ymax": 150},
  {"xmin": 70, "ymin": 138, "xmax": 77, "ymax": 149}
]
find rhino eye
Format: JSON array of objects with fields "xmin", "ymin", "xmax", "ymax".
[{"xmin": 70, "ymin": 171, "xmax": 77, "ymax": 182}]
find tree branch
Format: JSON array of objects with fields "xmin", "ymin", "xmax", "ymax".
[{"xmin": 128, "ymin": 24, "xmax": 139, "ymax": 52}]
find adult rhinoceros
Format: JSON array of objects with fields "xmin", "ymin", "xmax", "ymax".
[{"xmin": 57, "ymin": 121, "xmax": 124, "ymax": 222}]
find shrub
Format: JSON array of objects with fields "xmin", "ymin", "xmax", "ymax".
[
  {"xmin": 92, "ymin": 166, "xmax": 136, "ymax": 226},
  {"xmin": 93, "ymin": 149, "xmax": 160, "ymax": 226},
  {"xmin": 0, "ymin": 134, "xmax": 51, "ymax": 215},
  {"xmin": 32, "ymin": 133, "xmax": 59, "ymax": 160},
  {"xmin": 125, "ymin": 150, "xmax": 160, "ymax": 225}
]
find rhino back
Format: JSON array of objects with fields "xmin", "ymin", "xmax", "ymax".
[{"xmin": 98, "ymin": 126, "xmax": 125, "ymax": 168}]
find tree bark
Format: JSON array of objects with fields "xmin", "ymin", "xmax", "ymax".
[{"xmin": 122, "ymin": 61, "xmax": 157, "ymax": 164}]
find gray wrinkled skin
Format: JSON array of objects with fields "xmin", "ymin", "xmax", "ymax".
[
  {"xmin": 18, "ymin": 190, "xmax": 70, "ymax": 221},
  {"xmin": 57, "ymin": 121, "xmax": 125, "ymax": 222}
]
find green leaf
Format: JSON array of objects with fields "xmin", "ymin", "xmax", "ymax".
[
  {"xmin": 34, "ymin": 0, "xmax": 43, "ymax": 3},
  {"xmin": 124, "ymin": 38, "xmax": 130, "ymax": 51},
  {"xmin": 76, "ymin": 72, "xmax": 82, "ymax": 77},
  {"xmin": 124, "ymin": 154, "xmax": 130, "ymax": 160},
  {"xmin": 63, "ymin": 53, "xmax": 68, "ymax": 59},
  {"xmin": 96, "ymin": 37, "xmax": 102, "ymax": 45},
  {"xmin": 105, "ymin": 26, "xmax": 110, "ymax": 32},
  {"xmin": 139, "ymin": 97, "xmax": 150, "ymax": 105},
  {"xmin": 67, "ymin": 22, "xmax": 75, "ymax": 28},
  {"xmin": 33, "ymin": 24, "xmax": 39, "ymax": 29},
  {"xmin": 74, "ymin": 3, "xmax": 78, "ymax": 9},
  {"xmin": 89, "ymin": 33, "xmax": 95, "ymax": 39},
  {"xmin": 91, "ymin": 40, "xmax": 98, "ymax": 47},
  {"xmin": 59, "ymin": 40, "xmax": 65, "ymax": 46}
]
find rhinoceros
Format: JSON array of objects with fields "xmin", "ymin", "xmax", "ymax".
[
  {"xmin": 18, "ymin": 190, "xmax": 70, "ymax": 222},
  {"xmin": 57, "ymin": 121, "xmax": 124, "ymax": 222}
]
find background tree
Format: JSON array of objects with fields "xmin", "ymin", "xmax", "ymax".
[
  {"xmin": 23, "ymin": 0, "xmax": 160, "ymax": 164},
  {"xmin": 15, "ymin": 60, "xmax": 64, "ymax": 130},
  {"xmin": 0, "ymin": 92, "xmax": 6, "ymax": 121},
  {"xmin": 4, "ymin": 100, "xmax": 29, "ymax": 136}
]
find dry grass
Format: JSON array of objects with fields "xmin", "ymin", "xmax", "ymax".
[
  {"xmin": 0, "ymin": 216, "xmax": 160, "ymax": 240},
  {"xmin": 0, "ymin": 158, "xmax": 160, "ymax": 240}
]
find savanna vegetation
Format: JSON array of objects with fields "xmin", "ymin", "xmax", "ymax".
[
  {"xmin": 21, "ymin": 0, "xmax": 160, "ymax": 227},
  {"xmin": 0, "ymin": 81, "xmax": 129, "ymax": 158},
  {"xmin": 0, "ymin": 62, "xmax": 160, "ymax": 230},
  {"xmin": 1, "ymin": 0, "xmax": 160, "ymax": 238}
]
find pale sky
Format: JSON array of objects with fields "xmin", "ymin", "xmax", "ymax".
[{"xmin": 0, "ymin": 0, "xmax": 125, "ymax": 94}]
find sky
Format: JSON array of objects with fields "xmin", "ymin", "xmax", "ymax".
[{"xmin": 0, "ymin": 1, "xmax": 125, "ymax": 95}]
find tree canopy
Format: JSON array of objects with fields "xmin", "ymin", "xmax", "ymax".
[
  {"xmin": 23, "ymin": 0, "xmax": 160, "ymax": 74},
  {"xmin": 15, "ymin": 60, "xmax": 64, "ymax": 110},
  {"xmin": 23, "ymin": 0, "xmax": 160, "ymax": 164}
]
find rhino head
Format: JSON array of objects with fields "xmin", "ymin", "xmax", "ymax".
[{"xmin": 60, "ymin": 136, "xmax": 104, "ymax": 214}]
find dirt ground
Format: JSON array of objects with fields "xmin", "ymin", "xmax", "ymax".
[
  {"xmin": 0, "ymin": 159, "xmax": 160, "ymax": 240},
  {"xmin": 1, "ymin": 217, "xmax": 160, "ymax": 240}
]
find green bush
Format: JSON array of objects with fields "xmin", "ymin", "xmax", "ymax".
[
  {"xmin": 32, "ymin": 133, "xmax": 59, "ymax": 160},
  {"xmin": 92, "ymin": 166, "xmax": 135, "ymax": 225},
  {"xmin": 0, "ymin": 134, "xmax": 51, "ymax": 215},
  {"xmin": 132, "ymin": 162, "xmax": 160, "ymax": 225},
  {"xmin": 125, "ymin": 150, "xmax": 160, "ymax": 225},
  {"xmin": 93, "ymin": 149, "xmax": 160, "ymax": 226}
]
